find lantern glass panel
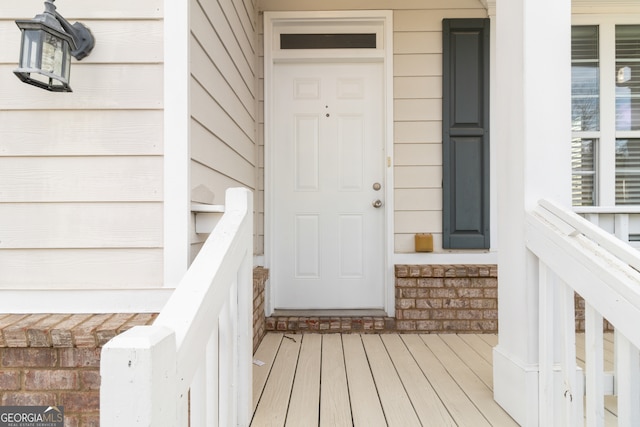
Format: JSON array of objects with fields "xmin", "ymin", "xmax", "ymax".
[
  {"xmin": 64, "ymin": 48, "xmax": 71, "ymax": 81},
  {"xmin": 20, "ymin": 29, "xmax": 42, "ymax": 69},
  {"xmin": 42, "ymin": 32, "xmax": 64, "ymax": 76}
]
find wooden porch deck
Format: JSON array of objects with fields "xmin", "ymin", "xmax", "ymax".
[
  {"xmin": 251, "ymin": 332, "xmax": 618, "ymax": 426},
  {"xmin": 251, "ymin": 333, "xmax": 513, "ymax": 426}
]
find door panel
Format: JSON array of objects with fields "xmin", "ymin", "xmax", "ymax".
[
  {"xmin": 294, "ymin": 115, "xmax": 320, "ymax": 190},
  {"xmin": 338, "ymin": 116, "xmax": 365, "ymax": 190},
  {"xmin": 273, "ymin": 61, "xmax": 385, "ymax": 309},
  {"xmin": 295, "ymin": 214, "xmax": 320, "ymax": 278},
  {"xmin": 338, "ymin": 214, "xmax": 364, "ymax": 278}
]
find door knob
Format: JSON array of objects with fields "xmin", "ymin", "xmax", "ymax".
[{"xmin": 372, "ymin": 199, "xmax": 383, "ymax": 208}]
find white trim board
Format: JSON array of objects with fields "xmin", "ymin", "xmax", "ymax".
[
  {"xmin": 0, "ymin": 289, "xmax": 173, "ymax": 314},
  {"xmin": 394, "ymin": 252, "xmax": 498, "ymax": 265},
  {"xmin": 263, "ymin": 10, "xmax": 395, "ymax": 316},
  {"xmin": 163, "ymin": 0, "xmax": 191, "ymax": 287}
]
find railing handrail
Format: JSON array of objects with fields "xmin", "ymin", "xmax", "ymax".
[
  {"xmin": 527, "ymin": 199, "xmax": 640, "ymax": 347},
  {"xmin": 542, "ymin": 199, "xmax": 640, "ymax": 273},
  {"xmin": 100, "ymin": 187, "xmax": 253, "ymax": 426},
  {"xmin": 573, "ymin": 205, "xmax": 640, "ymax": 214},
  {"xmin": 155, "ymin": 188, "xmax": 252, "ymax": 385}
]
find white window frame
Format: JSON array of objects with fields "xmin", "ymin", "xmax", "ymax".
[{"xmin": 572, "ymin": 14, "xmax": 640, "ymax": 206}]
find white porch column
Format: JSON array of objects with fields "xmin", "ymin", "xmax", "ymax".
[
  {"xmin": 492, "ymin": 0, "xmax": 572, "ymax": 425},
  {"xmin": 164, "ymin": 0, "xmax": 191, "ymax": 286}
]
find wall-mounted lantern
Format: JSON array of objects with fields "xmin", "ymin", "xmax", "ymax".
[{"xmin": 14, "ymin": 0, "xmax": 95, "ymax": 92}]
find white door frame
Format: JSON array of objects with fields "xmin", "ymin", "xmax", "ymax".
[{"xmin": 263, "ymin": 10, "xmax": 395, "ymax": 316}]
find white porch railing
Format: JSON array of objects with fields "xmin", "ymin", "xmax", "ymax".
[
  {"xmin": 527, "ymin": 199, "xmax": 640, "ymax": 426},
  {"xmin": 574, "ymin": 206, "xmax": 640, "ymax": 249},
  {"xmin": 100, "ymin": 188, "xmax": 253, "ymax": 426}
]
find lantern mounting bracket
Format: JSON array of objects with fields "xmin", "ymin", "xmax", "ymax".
[{"xmin": 53, "ymin": 11, "xmax": 94, "ymax": 61}]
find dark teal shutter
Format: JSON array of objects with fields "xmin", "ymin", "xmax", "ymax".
[{"xmin": 442, "ymin": 18, "xmax": 490, "ymax": 249}]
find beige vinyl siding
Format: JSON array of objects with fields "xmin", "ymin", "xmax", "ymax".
[
  {"xmin": 0, "ymin": 157, "xmax": 162, "ymax": 201},
  {"xmin": 1, "ymin": 2, "xmax": 163, "ymax": 18},
  {"xmin": 258, "ymin": 0, "xmax": 488, "ymax": 253},
  {"xmin": 189, "ymin": 0, "xmax": 259, "ymax": 256},
  {"xmin": 0, "ymin": 2, "xmax": 164, "ymax": 288},
  {"xmin": 0, "ymin": 250, "xmax": 162, "ymax": 288},
  {"xmin": 572, "ymin": 1, "xmax": 640, "ymax": 15},
  {"xmin": 0, "ymin": 110, "xmax": 162, "ymax": 156}
]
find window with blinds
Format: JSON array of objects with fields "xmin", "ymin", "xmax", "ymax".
[
  {"xmin": 616, "ymin": 26, "xmax": 640, "ymax": 131},
  {"xmin": 616, "ymin": 138, "xmax": 640, "ymax": 204},
  {"xmin": 572, "ymin": 138, "xmax": 597, "ymax": 206},
  {"xmin": 572, "ymin": 26, "xmax": 599, "ymax": 206},
  {"xmin": 572, "ymin": 26, "xmax": 600, "ymax": 132},
  {"xmin": 615, "ymin": 26, "xmax": 640, "ymax": 204}
]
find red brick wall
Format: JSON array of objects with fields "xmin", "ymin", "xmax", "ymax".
[
  {"xmin": 0, "ymin": 313, "xmax": 157, "ymax": 427},
  {"xmin": 395, "ymin": 264, "xmax": 498, "ymax": 333},
  {"xmin": 266, "ymin": 315, "xmax": 395, "ymax": 333},
  {"xmin": 1, "ymin": 347, "xmax": 101, "ymax": 426}
]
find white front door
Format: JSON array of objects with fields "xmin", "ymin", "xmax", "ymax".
[{"xmin": 272, "ymin": 61, "xmax": 385, "ymax": 309}]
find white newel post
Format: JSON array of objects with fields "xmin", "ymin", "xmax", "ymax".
[
  {"xmin": 492, "ymin": 0, "xmax": 572, "ymax": 425},
  {"xmin": 101, "ymin": 325, "xmax": 179, "ymax": 426}
]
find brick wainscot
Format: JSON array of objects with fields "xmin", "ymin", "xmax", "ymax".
[
  {"xmin": 395, "ymin": 264, "xmax": 498, "ymax": 332},
  {"xmin": 0, "ymin": 313, "xmax": 157, "ymax": 427},
  {"xmin": 266, "ymin": 264, "xmax": 499, "ymax": 333}
]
